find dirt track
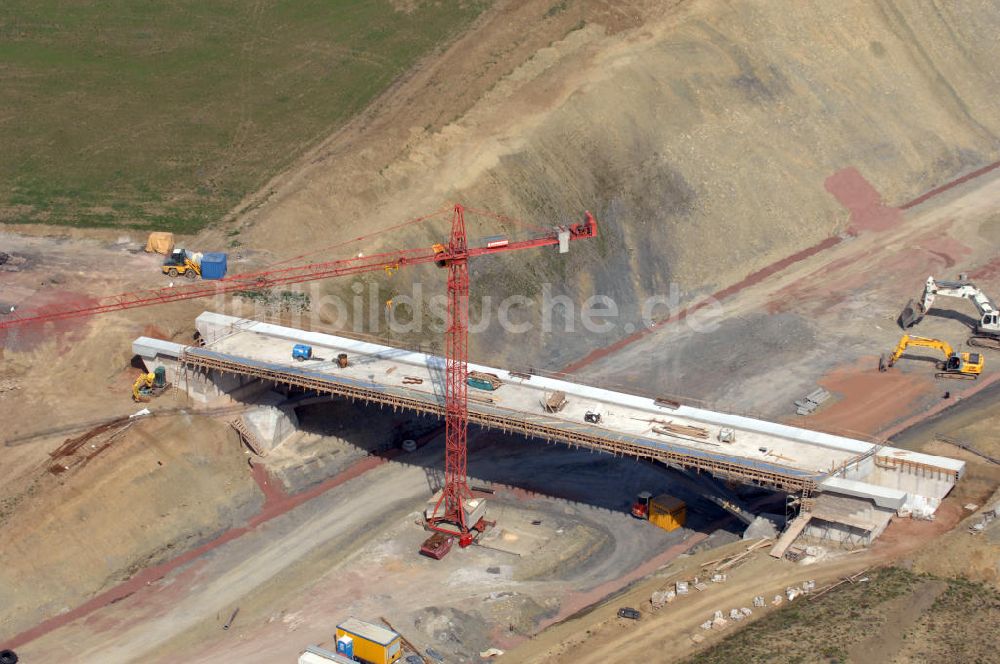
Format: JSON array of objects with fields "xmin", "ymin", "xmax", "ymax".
[{"xmin": 8, "ymin": 436, "xmax": 713, "ymax": 663}]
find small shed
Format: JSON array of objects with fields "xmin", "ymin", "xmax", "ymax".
[
  {"xmin": 335, "ymin": 618, "xmax": 402, "ymax": 664},
  {"xmin": 648, "ymin": 494, "xmax": 686, "ymax": 532}
]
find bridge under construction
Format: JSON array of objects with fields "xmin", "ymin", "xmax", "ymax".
[{"xmin": 134, "ymin": 312, "xmax": 965, "ymax": 548}]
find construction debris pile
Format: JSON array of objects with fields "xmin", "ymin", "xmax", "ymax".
[
  {"xmin": 794, "ymin": 388, "xmax": 831, "ymax": 416},
  {"xmin": 968, "ymin": 503, "xmax": 999, "ymax": 535},
  {"xmin": 635, "ymin": 540, "xmax": 834, "ymax": 637},
  {"xmin": 646, "ymin": 540, "xmax": 775, "ymax": 615}
]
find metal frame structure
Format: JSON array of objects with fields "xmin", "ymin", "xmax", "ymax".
[
  {"xmin": 440, "ymin": 204, "xmax": 472, "ymax": 532},
  {"xmin": 874, "ymin": 454, "xmax": 960, "ymax": 481},
  {"xmin": 181, "ymin": 347, "xmax": 820, "ymax": 495},
  {"xmin": 0, "ymin": 206, "xmax": 597, "ymax": 330}
]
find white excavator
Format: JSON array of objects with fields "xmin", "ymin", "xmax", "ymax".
[{"xmin": 899, "ymin": 275, "xmax": 1000, "ymax": 350}]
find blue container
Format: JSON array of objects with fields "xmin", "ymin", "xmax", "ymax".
[{"xmin": 200, "ymin": 252, "xmax": 228, "ymax": 280}]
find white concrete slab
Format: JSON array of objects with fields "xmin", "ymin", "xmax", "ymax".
[{"xmin": 140, "ymin": 313, "xmax": 966, "ymax": 515}]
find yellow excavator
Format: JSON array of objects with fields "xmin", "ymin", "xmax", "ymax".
[
  {"xmin": 132, "ymin": 367, "xmax": 168, "ymax": 401},
  {"xmin": 879, "ymin": 334, "xmax": 984, "ymax": 380}
]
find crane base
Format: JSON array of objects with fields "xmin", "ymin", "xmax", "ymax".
[
  {"xmin": 419, "ymin": 532, "xmax": 453, "ymax": 560},
  {"xmin": 420, "ymin": 516, "xmax": 495, "ymax": 559},
  {"xmin": 424, "ymin": 493, "xmax": 488, "ymax": 530}
]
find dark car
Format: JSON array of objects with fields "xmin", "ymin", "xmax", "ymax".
[{"xmin": 617, "ymin": 607, "xmax": 641, "ymax": 620}]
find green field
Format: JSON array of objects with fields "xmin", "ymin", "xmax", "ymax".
[{"xmin": 0, "ymin": 1, "xmax": 488, "ymax": 232}]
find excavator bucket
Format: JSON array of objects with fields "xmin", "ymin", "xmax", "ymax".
[
  {"xmin": 898, "ymin": 299, "xmax": 923, "ymax": 329},
  {"xmin": 878, "ymin": 353, "xmax": 889, "ymax": 372}
]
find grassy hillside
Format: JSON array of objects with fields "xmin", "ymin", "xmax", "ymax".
[
  {"xmin": 684, "ymin": 567, "xmax": 1000, "ymax": 664},
  {"xmin": 0, "ymin": 0, "xmax": 488, "ymax": 232}
]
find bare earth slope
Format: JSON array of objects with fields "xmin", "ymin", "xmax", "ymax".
[{"xmin": 229, "ymin": 0, "xmax": 1000, "ymax": 369}]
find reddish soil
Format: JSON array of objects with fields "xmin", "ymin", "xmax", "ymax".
[
  {"xmin": 871, "ymin": 498, "xmax": 965, "ymax": 557},
  {"xmin": 0, "ymin": 289, "xmax": 97, "ymax": 354},
  {"xmin": 917, "ymin": 235, "xmax": 972, "ymax": 269},
  {"xmin": 806, "ymin": 354, "xmax": 1000, "ymax": 441},
  {"xmin": 804, "ymin": 357, "xmax": 939, "ymax": 438},
  {"xmin": 767, "ymin": 218, "xmax": 976, "ymax": 318},
  {"xmin": 969, "ymin": 255, "xmax": 1000, "ymax": 281},
  {"xmin": 141, "ymin": 323, "xmax": 169, "ymax": 339},
  {"xmin": 900, "ymin": 159, "xmax": 1000, "ymax": 210},
  {"xmin": 879, "ymin": 370, "xmax": 1000, "ymax": 439},
  {"xmin": 825, "ymin": 167, "xmax": 904, "ymax": 234}
]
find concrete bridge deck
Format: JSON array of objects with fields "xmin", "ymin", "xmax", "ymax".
[{"xmin": 133, "ymin": 313, "xmax": 964, "ymax": 524}]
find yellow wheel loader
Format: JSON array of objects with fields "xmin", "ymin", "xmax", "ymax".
[{"xmin": 161, "ymin": 249, "xmax": 201, "ymax": 280}]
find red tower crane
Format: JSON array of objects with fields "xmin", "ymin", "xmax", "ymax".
[{"xmin": 0, "ymin": 204, "xmax": 598, "ymax": 542}]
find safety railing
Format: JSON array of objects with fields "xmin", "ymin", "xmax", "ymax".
[{"xmin": 182, "ymin": 348, "xmax": 818, "ymax": 494}]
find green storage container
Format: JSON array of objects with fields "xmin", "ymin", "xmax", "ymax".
[{"xmin": 467, "ymin": 376, "xmax": 495, "ymax": 391}]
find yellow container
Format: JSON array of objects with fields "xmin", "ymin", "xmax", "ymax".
[
  {"xmin": 336, "ymin": 618, "xmax": 402, "ymax": 664},
  {"xmin": 648, "ymin": 494, "xmax": 686, "ymax": 532}
]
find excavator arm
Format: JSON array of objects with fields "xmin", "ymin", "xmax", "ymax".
[
  {"xmin": 879, "ymin": 334, "xmax": 983, "ymax": 379},
  {"xmin": 883, "ymin": 334, "xmax": 953, "ymax": 368},
  {"xmin": 900, "ymin": 276, "xmax": 1000, "ymax": 331},
  {"xmin": 132, "ymin": 372, "xmax": 155, "ymax": 402}
]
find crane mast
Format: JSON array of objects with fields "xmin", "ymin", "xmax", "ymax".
[{"xmin": 438, "ymin": 204, "xmax": 473, "ymax": 534}]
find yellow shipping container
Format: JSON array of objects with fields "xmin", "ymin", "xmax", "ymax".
[
  {"xmin": 648, "ymin": 494, "xmax": 686, "ymax": 532},
  {"xmin": 336, "ymin": 618, "xmax": 402, "ymax": 664}
]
